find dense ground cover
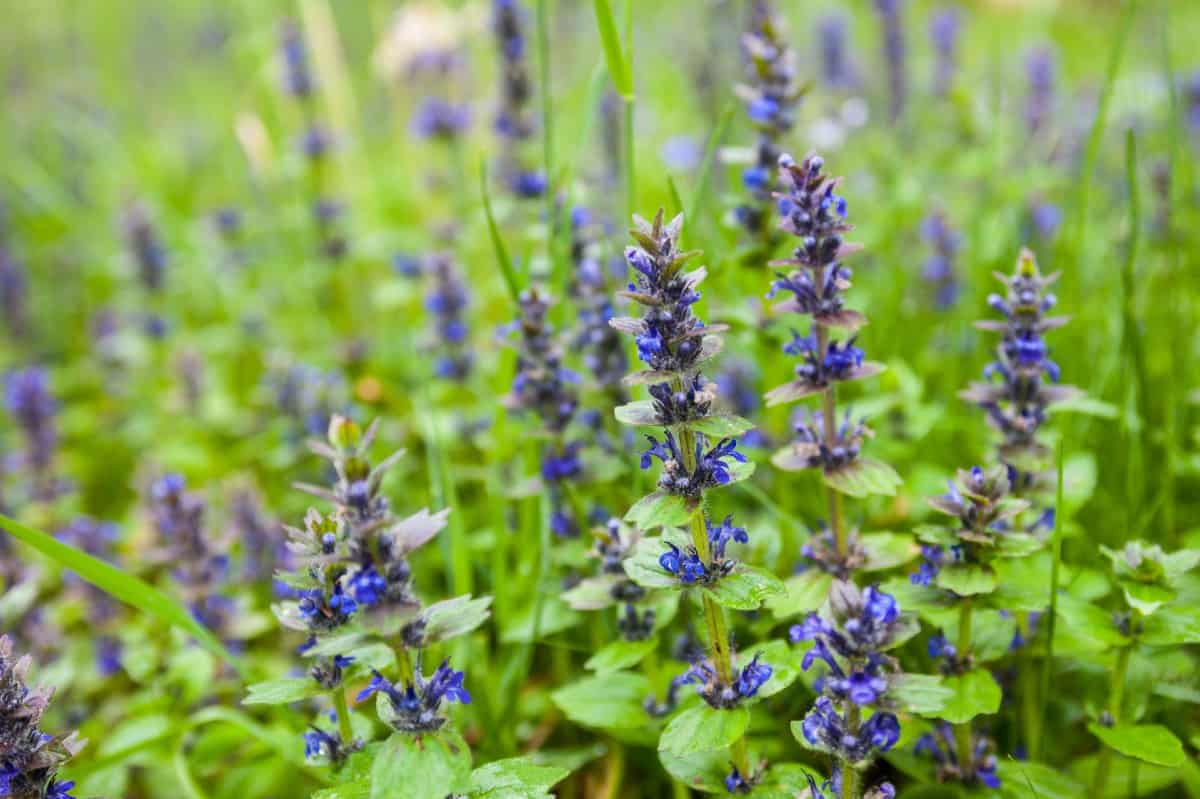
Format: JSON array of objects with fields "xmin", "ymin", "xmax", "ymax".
[{"xmin": 1, "ymin": 0, "xmax": 1199, "ymax": 797}]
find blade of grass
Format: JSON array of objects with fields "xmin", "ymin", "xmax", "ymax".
[
  {"xmin": 536, "ymin": 0, "xmax": 560, "ymax": 290},
  {"xmin": 686, "ymin": 102, "xmax": 736, "ymax": 230},
  {"xmin": 666, "ymin": 176, "xmax": 684, "ymax": 218},
  {"xmin": 1120, "ymin": 129, "xmax": 1149, "ymax": 530},
  {"xmin": 0, "ymin": 513, "xmax": 245, "ymax": 679},
  {"xmin": 1035, "ymin": 440, "xmax": 1066, "ymax": 761},
  {"xmin": 1063, "ymin": 0, "xmax": 1134, "ymax": 275},
  {"xmin": 480, "ymin": 161, "xmax": 522, "ymax": 305},
  {"xmin": 591, "ymin": 0, "xmax": 630, "ymax": 98}
]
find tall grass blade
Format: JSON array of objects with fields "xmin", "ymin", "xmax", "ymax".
[
  {"xmin": 480, "ymin": 161, "xmax": 523, "ymax": 305},
  {"xmin": 686, "ymin": 102, "xmax": 736, "ymax": 230},
  {"xmin": 591, "ymin": 0, "xmax": 630, "ymax": 98},
  {"xmin": 0, "ymin": 512, "xmax": 244, "ymax": 678},
  {"xmin": 1036, "ymin": 441, "xmax": 1066, "ymax": 761}
]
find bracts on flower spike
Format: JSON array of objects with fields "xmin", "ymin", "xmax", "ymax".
[
  {"xmin": 791, "ymin": 583, "xmax": 911, "ymax": 797},
  {"xmin": 764, "ymin": 153, "xmax": 900, "ymax": 569},
  {"xmin": 609, "ymin": 210, "xmax": 787, "ymax": 785},
  {"xmin": 959, "ymin": 248, "xmax": 1079, "ymax": 470},
  {"xmin": 261, "ymin": 415, "xmax": 490, "ymax": 764},
  {"xmin": 0, "ymin": 636, "xmax": 84, "ymax": 799},
  {"xmin": 732, "ymin": 1, "xmax": 805, "ymax": 249}
]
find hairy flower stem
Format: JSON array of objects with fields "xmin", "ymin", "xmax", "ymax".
[
  {"xmin": 842, "ymin": 703, "xmax": 861, "ymax": 799},
  {"xmin": 815, "ymin": 314, "xmax": 845, "ymax": 555},
  {"xmin": 1092, "ymin": 645, "xmax": 1132, "ymax": 793},
  {"xmin": 674, "ymin": 377, "xmax": 749, "ymax": 777},
  {"xmin": 954, "ymin": 599, "xmax": 975, "ymax": 776},
  {"xmin": 333, "ymin": 687, "xmax": 354, "ymax": 744}
]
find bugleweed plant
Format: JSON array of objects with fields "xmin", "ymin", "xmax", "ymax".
[{"xmin": 2, "ymin": 2, "xmax": 1199, "ymax": 798}]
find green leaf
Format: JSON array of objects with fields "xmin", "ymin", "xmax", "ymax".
[
  {"xmin": 0, "ymin": 512, "xmax": 243, "ymax": 677},
  {"xmin": 658, "ymin": 705, "xmax": 749, "ymax": 756},
  {"xmin": 995, "ymin": 532, "xmax": 1044, "ymax": 559},
  {"xmin": 625, "ymin": 492, "xmax": 692, "ymax": 529},
  {"xmin": 766, "ymin": 571, "xmax": 833, "ymax": 621},
  {"xmin": 687, "ymin": 414, "xmax": 756, "ymax": 439},
  {"xmin": 996, "ymin": 760, "xmax": 1084, "ymax": 799},
  {"xmin": 1088, "ymin": 723, "xmax": 1186, "ymax": 767},
  {"xmin": 1052, "ymin": 594, "xmax": 1129, "ymax": 651},
  {"xmin": 1120, "ymin": 580, "xmax": 1175, "ymax": 616},
  {"xmin": 551, "ymin": 673, "xmax": 654, "ymax": 731},
  {"xmin": 940, "ymin": 668, "xmax": 1002, "ymax": 723},
  {"xmin": 723, "ymin": 458, "xmax": 756, "ymax": 486},
  {"xmin": 371, "ymin": 731, "xmax": 472, "ymax": 799},
  {"xmin": 748, "ymin": 639, "xmax": 804, "ymax": 700},
  {"xmin": 889, "ymin": 673, "xmax": 954, "ymax": 717},
  {"xmin": 313, "ymin": 781, "xmax": 371, "ymax": 799},
  {"xmin": 936, "ymin": 563, "xmax": 997, "ymax": 597},
  {"xmin": 480, "ymin": 162, "xmax": 521, "ymax": 306},
  {"xmin": 561, "ymin": 575, "xmax": 622, "ymax": 610},
  {"xmin": 702, "ymin": 565, "xmax": 785, "ymax": 610},
  {"xmin": 861, "ymin": 532, "xmax": 919, "ymax": 571},
  {"xmin": 584, "ymin": 638, "xmax": 657, "ymax": 675},
  {"xmin": 614, "ymin": 400, "xmax": 659, "ymax": 427},
  {"xmin": 623, "ymin": 536, "xmax": 681, "ymax": 589},
  {"xmin": 659, "ymin": 748, "xmax": 729, "ymax": 793},
  {"xmin": 591, "ymin": 0, "xmax": 631, "ymax": 97},
  {"xmin": 467, "ymin": 757, "xmax": 569, "ymax": 798},
  {"xmin": 1141, "ymin": 604, "xmax": 1200, "ymax": 646},
  {"xmin": 823, "ymin": 458, "xmax": 902, "ymax": 498},
  {"xmin": 243, "ymin": 678, "xmax": 325, "ymax": 706},
  {"xmin": 419, "ymin": 595, "xmax": 492, "ymax": 644}
]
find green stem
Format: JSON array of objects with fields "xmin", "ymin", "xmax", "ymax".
[
  {"xmin": 395, "ymin": 644, "xmax": 414, "ymax": 685},
  {"xmin": 601, "ymin": 741, "xmax": 625, "ymax": 799},
  {"xmin": 837, "ymin": 696, "xmax": 862, "ymax": 799},
  {"xmin": 673, "ymin": 373, "xmax": 747, "ymax": 776},
  {"xmin": 332, "ymin": 687, "xmax": 353, "ymax": 745},
  {"xmin": 814, "ymin": 312, "xmax": 844, "ymax": 555},
  {"xmin": 1035, "ymin": 441, "xmax": 1066, "ymax": 760},
  {"xmin": 1092, "ymin": 645, "xmax": 1132, "ymax": 794},
  {"xmin": 954, "ymin": 599, "xmax": 975, "ymax": 778}
]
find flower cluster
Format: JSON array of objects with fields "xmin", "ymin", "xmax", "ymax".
[
  {"xmin": 765, "ymin": 153, "xmax": 880, "ymax": 406},
  {"xmin": 424, "ymin": 253, "xmax": 473, "ymax": 381},
  {"xmin": 793, "ymin": 583, "xmax": 905, "ymax": 766},
  {"xmin": 279, "ymin": 20, "xmax": 347, "ymax": 259},
  {"xmin": 0, "ymin": 636, "xmax": 83, "ymax": 799},
  {"xmin": 1025, "ymin": 47, "xmax": 1055, "ymax": 137},
  {"xmin": 491, "ymin": 0, "xmax": 545, "ymax": 198},
  {"xmin": 734, "ymin": 2, "xmax": 802, "ymax": 244},
  {"xmin": 406, "ymin": 46, "xmax": 471, "ymax": 142},
  {"xmin": 270, "ymin": 361, "xmax": 345, "ymax": 439},
  {"xmin": 3, "ymin": 368, "xmax": 60, "ymax": 501},
  {"xmin": 272, "ymin": 416, "xmax": 487, "ymax": 760},
  {"xmin": 818, "ymin": 14, "xmax": 857, "ymax": 92},
  {"xmin": 929, "ymin": 8, "xmax": 960, "ymax": 98},
  {"xmin": 148, "ymin": 474, "xmax": 235, "ymax": 634},
  {"xmin": 506, "ymin": 288, "xmax": 584, "ymax": 536},
  {"xmin": 915, "ymin": 723, "xmax": 1000, "ymax": 788},
  {"xmin": 776, "ymin": 408, "xmax": 873, "ymax": 476},
  {"xmin": 356, "ymin": 661, "xmax": 471, "ymax": 733},
  {"xmin": 679, "ymin": 652, "xmax": 772, "ymax": 709},
  {"xmin": 611, "ymin": 210, "xmax": 764, "ymax": 781},
  {"xmin": 0, "ymin": 206, "xmax": 27, "ymax": 340},
  {"xmin": 874, "ymin": 0, "xmax": 907, "ymax": 120},
  {"xmin": 614, "ymin": 213, "xmax": 717, "ymax": 377},
  {"xmin": 960, "ymin": 249, "xmax": 1077, "ymax": 466},
  {"xmin": 122, "ymin": 201, "xmax": 168, "ymax": 294},
  {"xmin": 641, "ymin": 432, "xmax": 747, "ymax": 499},
  {"xmin": 658, "ymin": 516, "xmax": 748, "ymax": 585},
  {"xmin": 920, "ymin": 212, "xmax": 961, "ymax": 309},
  {"xmin": 568, "ymin": 208, "xmax": 628, "ymax": 398}
]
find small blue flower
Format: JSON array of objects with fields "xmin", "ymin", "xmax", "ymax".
[
  {"xmin": 734, "ymin": 654, "xmax": 772, "ymax": 698},
  {"xmin": 724, "ymin": 764, "xmax": 752, "ymax": 793},
  {"xmin": 347, "ymin": 566, "xmax": 388, "ymax": 606}
]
